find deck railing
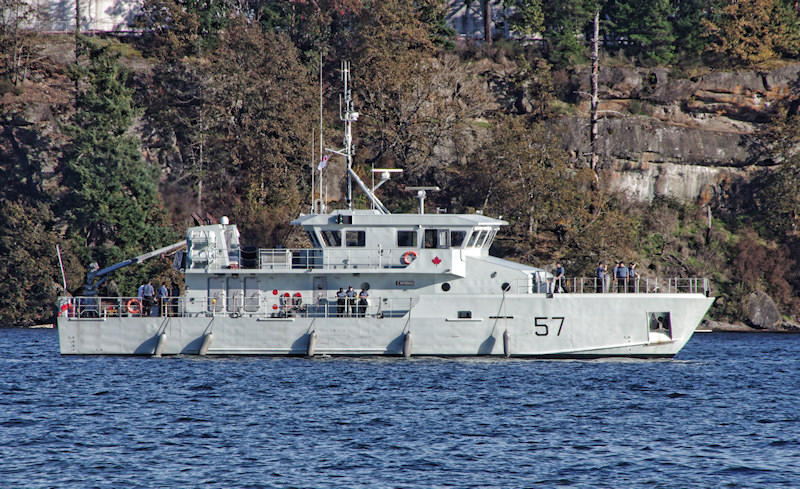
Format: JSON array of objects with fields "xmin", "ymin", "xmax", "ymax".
[
  {"xmin": 59, "ymin": 296, "xmax": 414, "ymax": 320},
  {"xmin": 190, "ymin": 247, "xmax": 406, "ymax": 270},
  {"xmin": 516, "ymin": 276, "xmax": 710, "ymax": 295},
  {"xmin": 60, "ymin": 277, "xmax": 710, "ymax": 321}
]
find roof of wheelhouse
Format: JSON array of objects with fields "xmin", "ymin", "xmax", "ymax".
[{"xmin": 291, "ymin": 210, "xmax": 508, "ymax": 227}]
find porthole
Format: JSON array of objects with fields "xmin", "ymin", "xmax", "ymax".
[
  {"xmin": 441, "ymin": 282, "xmax": 451, "ymax": 292},
  {"xmin": 501, "ymin": 282, "xmax": 511, "ymax": 292}
]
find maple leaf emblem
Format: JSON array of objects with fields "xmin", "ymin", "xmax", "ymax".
[{"xmin": 432, "ymin": 256, "xmax": 442, "ymax": 265}]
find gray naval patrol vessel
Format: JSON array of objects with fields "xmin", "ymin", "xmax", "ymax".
[{"xmin": 58, "ymin": 63, "xmax": 714, "ymax": 358}]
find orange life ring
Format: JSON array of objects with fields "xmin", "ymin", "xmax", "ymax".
[
  {"xmin": 402, "ymin": 250, "xmax": 418, "ymax": 265},
  {"xmin": 127, "ymin": 298, "xmax": 142, "ymax": 315}
]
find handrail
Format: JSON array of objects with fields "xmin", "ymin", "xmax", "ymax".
[
  {"xmin": 59, "ymin": 295, "xmax": 412, "ymax": 320},
  {"xmin": 60, "ymin": 277, "xmax": 711, "ymax": 321},
  {"xmin": 517, "ymin": 276, "xmax": 711, "ymax": 295}
]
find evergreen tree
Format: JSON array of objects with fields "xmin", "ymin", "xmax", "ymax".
[
  {"xmin": 59, "ymin": 36, "xmax": 176, "ymax": 294},
  {"xmin": 608, "ymin": 0, "xmax": 675, "ymax": 65},
  {"xmin": 671, "ymin": 0, "xmax": 717, "ymax": 60},
  {"xmin": 0, "ymin": 199, "xmax": 63, "ymax": 326},
  {"xmin": 541, "ymin": 0, "xmax": 598, "ymax": 67},
  {"xmin": 504, "ymin": 0, "xmax": 544, "ymax": 38}
]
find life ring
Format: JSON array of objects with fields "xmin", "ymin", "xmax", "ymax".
[
  {"xmin": 402, "ymin": 250, "xmax": 418, "ymax": 265},
  {"xmin": 127, "ymin": 298, "xmax": 142, "ymax": 315},
  {"xmin": 292, "ymin": 292, "xmax": 302, "ymax": 306}
]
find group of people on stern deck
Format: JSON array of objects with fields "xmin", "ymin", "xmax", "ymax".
[
  {"xmin": 136, "ymin": 280, "xmax": 180, "ymax": 316},
  {"xmin": 549, "ymin": 260, "xmax": 642, "ymax": 294},
  {"xmin": 335, "ymin": 286, "xmax": 369, "ymax": 317}
]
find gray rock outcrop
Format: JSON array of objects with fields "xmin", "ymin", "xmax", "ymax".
[
  {"xmin": 554, "ymin": 64, "xmax": 800, "ymax": 202},
  {"xmin": 743, "ymin": 290, "xmax": 781, "ymax": 329}
]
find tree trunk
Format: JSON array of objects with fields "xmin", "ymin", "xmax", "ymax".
[
  {"xmin": 482, "ymin": 0, "xmax": 493, "ymax": 45},
  {"xmin": 590, "ymin": 8, "xmax": 600, "ymax": 188}
]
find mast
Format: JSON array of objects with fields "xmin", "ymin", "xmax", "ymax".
[
  {"xmin": 327, "ymin": 61, "xmax": 390, "ymax": 214},
  {"xmin": 339, "ymin": 61, "xmax": 357, "ymax": 210}
]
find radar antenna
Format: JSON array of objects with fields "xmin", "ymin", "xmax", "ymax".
[{"xmin": 406, "ymin": 186, "xmax": 440, "ymax": 214}]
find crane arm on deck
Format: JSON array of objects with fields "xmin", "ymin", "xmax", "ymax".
[{"xmin": 83, "ymin": 240, "xmax": 187, "ymax": 296}]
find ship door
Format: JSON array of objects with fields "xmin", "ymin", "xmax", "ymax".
[
  {"xmin": 208, "ymin": 277, "xmax": 225, "ymax": 313},
  {"xmin": 244, "ymin": 278, "xmax": 261, "ymax": 313},
  {"xmin": 227, "ymin": 277, "xmax": 243, "ymax": 313},
  {"xmin": 313, "ymin": 276, "xmax": 327, "ymax": 303}
]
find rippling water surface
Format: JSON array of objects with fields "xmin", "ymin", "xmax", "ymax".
[{"xmin": 1, "ymin": 329, "xmax": 798, "ymax": 488}]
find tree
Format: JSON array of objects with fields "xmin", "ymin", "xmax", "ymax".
[
  {"xmin": 608, "ymin": 0, "xmax": 675, "ymax": 65},
  {"xmin": 0, "ymin": 0, "xmax": 41, "ymax": 90},
  {"xmin": 541, "ymin": 0, "xmax": 598, "ymax": 67},
  {"xmin": 751, "ymin": 161, "xmax": 800, "ymax": 239},
  {"xmin": 702, "ymin": 0, "xmax": 800, "ymax": 65},
  {"xmin": 457, "ymin": 115, "xmax": 638, "ymax": 268},
  {"xmin": 59, "ymin": 36, "xmax": 176, "ymax": 294},
  {"xmin": 671, "ymin": 0, "xmax": 717, "ymax": 60},
  {"xmin": 134, "ymin": 0, "xmax": 237, "ymax": 60},
  {"xmin": 0, "ymin": 199, "xmax": 65, "ymax": 326},
  {"xmin": 352, "ymin": 2, "xmax": 491, "ymax": 189},
  {"xmin": 201, "ymin": 19, "xmax": 316, "ymax": 244},
  {"xmin": 503, "ymin": 0, "xmax": 544, "ymax": 38}
]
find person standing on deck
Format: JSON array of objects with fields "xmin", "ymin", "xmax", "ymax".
[
  {"xmin": 157, "ymin": 282, "xmax": 168, "ymax": 316},
  {"xmin": 142, "ymin": 281, "xmax": 155, "ymax": 316},
  {"xmin": 346, "ymin": 286, "xmax": 356, "ymax": 316},
  {"xmin": 616, "ymin": 262, "xmax": 629, "ymax": 293},
  {"xmin": 336, "ymin": 288, "xmax": 346, "ymax": 317},
  {"xmin": 170, "ymin": 283, "xmax": 180, "ymax": 316},
  {"xmin": 358, "ymin": 288, "xmax": 369, "ymax": 317},
  {"xmin": 628, "ymin": 263, "xmax": 638, "ymax": 292},
  {"xmin": 595, "ymin": 262, "xmax": 606, "ymax": 293},
  {"xmin": 554, "ymin": 262, "xmax": 565, "ymax": 293}
]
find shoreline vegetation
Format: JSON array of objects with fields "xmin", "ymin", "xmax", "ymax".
[{"xmin": 2, "ymin": 1, "xmax": 800, "ymax": 330}]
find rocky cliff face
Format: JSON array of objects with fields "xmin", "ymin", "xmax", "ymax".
[{"xmin": 552, "ymin": 64, "xmax": 800, "ymax": 202}]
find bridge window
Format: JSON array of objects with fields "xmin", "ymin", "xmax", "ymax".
[
  {"xmin": 484, "ymin": 230, "xmax": 497, "ymax": 248},
  {"xmin": 345, "ymin": 230, "xmax": 365, "ymax": 247},
  {"xmin": 466, "ymin": 232, "xmax": 477, "ymax": 247},
  {"xmin": 397, "ymin": 230, "xmax": 417, "ymax": 247},
  {"xmin": 424, "ymin": 229, "xmax": 450, "ymax": 249},
  {"xmin": 478, "ymin": 230, "xmax": 487, "ymax": 246},
  {"xmin": 451, "ymin": 231, "xmax": 466, "ymax": 247},
  {"xmin": 321, "ymin": 230, "xmax": 341, "ymax": 247},
  {"xmin": 306, "ymin": 231, "xmax": 321, "ymax": 248}
]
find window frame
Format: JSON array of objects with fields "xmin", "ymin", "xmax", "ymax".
[
  {"xmin": 321, "ymin": 230, "xmax": 342, "ymax": 247},
  {"xmin": 345, "ymin": 230, "xmax": 366, "ymax": 247}
]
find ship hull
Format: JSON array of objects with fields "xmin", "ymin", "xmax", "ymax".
[{"xmin": 58, "ymin": 293, "xmax": 713, "ymax": 358}]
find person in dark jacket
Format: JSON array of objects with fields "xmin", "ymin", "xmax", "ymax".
[
  {"xmin": 616, "ymin": 262, "xmax": 628, "ymax": 293},
  {"xmin": 358, "ymin": 289, "xmax": 369, "ymax": 317},
  {"xmin": 336, "ymin": 288, "xmax": 346, "ymax": 317},
  {"xmin": 595, "ymin": 262, "xmax": 606, "ymax": 293}
]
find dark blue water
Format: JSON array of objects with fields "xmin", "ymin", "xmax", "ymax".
[{"xmin": 1, "ymin": 329, "xmax": 797, "ymax": 488}]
